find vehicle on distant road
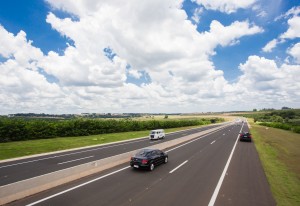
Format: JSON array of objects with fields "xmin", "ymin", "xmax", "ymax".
[
  {"xmin": 239, "ymin": 132, "xmax": 252, "ymax": 142},
  {"xmin": 149, "ymin": 129, "xmax": 165, "ymax": 140},
  {"xmin": 130, "ymin": 148, "xmax": 168, "ymax": 171}
]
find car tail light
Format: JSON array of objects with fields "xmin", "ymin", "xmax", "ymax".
[{"xmin": 142, "ymin": 159, "xmax": 148, "ymax": 164}]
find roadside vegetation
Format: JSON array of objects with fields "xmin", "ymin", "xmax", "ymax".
[
  {"xmin": 0, "ymin": 117, "xmax": 224, "ymax": 143},
  {"xmin": 241, "ymin": 109, "xmax": 300, "ymax": 134},
  {"xmin": 249, "ymin": 120, "xmax": 300, "ymax": 206}
]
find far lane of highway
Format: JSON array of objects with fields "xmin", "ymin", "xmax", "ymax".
[{"xmin": 0, "ymin": 123, "xmax": 227, "ymax": 186}]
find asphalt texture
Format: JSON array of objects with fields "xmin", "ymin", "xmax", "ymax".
[
  {"xmin": 0, "ymin": 124, "xmax": 221, "ymax": 186},
  {"xmin": 6, "ymin": 122, "xmax": 275, "ymax": 206}
]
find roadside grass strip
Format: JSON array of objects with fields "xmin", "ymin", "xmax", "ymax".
[{"xmin": 250, "ymin": 121, "xmax": 300, "ymax": 206}]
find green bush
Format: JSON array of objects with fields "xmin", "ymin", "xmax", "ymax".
[{"xmin": 0, "ymin": 117, "xmax": 224, "ymax": 142}]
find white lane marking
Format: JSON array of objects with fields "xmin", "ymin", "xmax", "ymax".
[
  {"xmin": 166, "ymin": 137, "xmax": 202, "ymax": 153},
  {"xmin": 166, "ymin": 125, "xmax": 229, "ymax": 153},
  {"xmin": 26, "ymin": 124, "xmax": 232, "ymax": 205},
  {"xmin": 57, "ymin": 156, "xmax": 94, "ymax": 165},
  {"xmin": 208, "ymin": 122, "xmax": 244, "ymax": 206},
  {"xmin": 210, "ymin": 140, "xmax": 216, "ymax": 144},
  {"xmin": 169, "ymin": 160, "xmax": 188, "ymax": 174},
  {"xmin": 0, "ymin": 139, "xmax": 147, "ymax": 169},
  {"xmin": 26, "ymin": 166, "xmax": 130, "ymax": 206}
]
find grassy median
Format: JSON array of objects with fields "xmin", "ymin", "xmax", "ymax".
[
  {"xmin": 249, "ymin": 120, "xmax": 300, "ymax": 206},
  {"xmin": 0, "ymin": 125, "xmax": 203, "ymax": 160}
]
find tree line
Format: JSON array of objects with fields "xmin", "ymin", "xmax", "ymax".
[
  {"xmin": 0, "ymin": 117, "xmax": 224, "ymax": 142},
  {"xmin": 240, "ymin": 109, "xmax": 300, "ymax": 133}
]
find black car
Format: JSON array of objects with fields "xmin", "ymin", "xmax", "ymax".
[
  {"xmin": 239, "ymin": 132, "xmax": 252, "ymax": 142},
  {"xmin": 130, "ymin": 148, "xmax": 168, "ymax": 171}
]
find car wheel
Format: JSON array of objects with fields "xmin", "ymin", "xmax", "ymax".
[
  {"xmin": 149, "ymin": 163, "xmax": 155, "ymax": 171},
  {"xmin": 164, "ymin": 157, "xmax": 168, "ymax": 164}
]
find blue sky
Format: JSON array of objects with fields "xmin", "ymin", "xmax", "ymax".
[{"xmin": 0, "ymin": 0, "xmax": 299, "ymax": 114}]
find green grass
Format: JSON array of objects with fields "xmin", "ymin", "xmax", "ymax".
[
  {"xmin": 0, "ymin": 125, "xmax": 203, "ymax": 160},
  {"xmin": 250, "ymin": 120, "xmax": 300, "ymax": 206}
]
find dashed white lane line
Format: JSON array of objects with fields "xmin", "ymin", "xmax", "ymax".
[
  {"xmin": 210, "ymin": 140, "xmax": 216, "ymax": 144},
  {"xmin": 57, "ymin": 156, "xmax": 94, "ymax": 165},
  {"xmin": 169, "ymin": 160, "xmax": 188, "ymax": 174},
  {"xmin": 208, "ymin": 122, "xmax": 244, "ymax": 206},
  {"xmin": 0, "ymin": 139, "xmax": 147, "ymax": 169}
]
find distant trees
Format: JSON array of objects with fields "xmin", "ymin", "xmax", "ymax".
[
  {"xmin": 244, "ymin": 109, "xmax": 300, "ymax": 134},
  {"xmin": 0, "ymin": 117, "xmax": 224, "ymax": 142}
]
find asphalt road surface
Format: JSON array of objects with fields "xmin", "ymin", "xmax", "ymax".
[
  {"xmin": 0, "ymin": 124, "xmax": 222, "ymax": 186},
  {"xmin": 6, "ymin": 122, "xmax": 275, "ymax": 206}
]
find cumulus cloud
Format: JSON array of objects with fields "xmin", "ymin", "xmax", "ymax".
[
  {"xmin": 288, "ymin": 43, "xmax": 300, "ymax": 64},
  {"xmin": 0, "ymin": 26, "xmax": 70, "ymax": 114},
  {"xmin": 0, "ymin": 1, "xmax": 298, "ymax": 114},
  {"xmin": 280, "ymin": 16, "xmax": 300, "ymax": 39},
  {"xmin": 192, "ymin": 0, "xmax": 257, "ymax": 14},
  {"xmin": 237, "ymin": 56, "xmax": 300, "ymax": 105}
]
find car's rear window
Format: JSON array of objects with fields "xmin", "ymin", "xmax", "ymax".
[{"xmin": 136, "ymin": 149, "xmax": 151, "ymax": 157}]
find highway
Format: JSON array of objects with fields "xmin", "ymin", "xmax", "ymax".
[
  {"xmin": 6, "ymin": 122, "xmax": 275, "ymax": 206},
  {"xmin": 0, "ymin": 124, "xmax": 222, "ymax": 186}
]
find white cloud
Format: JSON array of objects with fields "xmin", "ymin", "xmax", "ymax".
[
  {"xmin": 288, "ymin": 43, "xmax": 300, "ymax": 64},
  {"xmin": 237, "ymin": 56, "xmax": 300, "ymax": 105},
  {"xmin": 0, "ymin": 26, "xmax": 43, "ymax": 66},
  {"xmin": 280, "ymin": 16, "xmax": 300, "ymax": 39},
  {"xmin": 262, "ymin": 39, "xmax": 278, "ymax": 53},
  {"xmin": 1, "ymin": 1, "xmax": 299, "ymax": 114},
  {"xmin": 192, "ymin": 7, "xmax": 203, "ymax": 24},
  {"xmin": 261, "ymin": 6, "xmax": 300, "ymax": 53},
  {"xmin": 192, "ymin": 0, "xmax": 257, "ymax": 14}
]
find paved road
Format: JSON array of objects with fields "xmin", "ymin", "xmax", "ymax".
[
  {"xmin": 0, "ymin": 124, "xmax": 224, "ymax": 186},
  {"xmin": 7, "ymin": 122, "xmax": 275, "ymax": 206}
]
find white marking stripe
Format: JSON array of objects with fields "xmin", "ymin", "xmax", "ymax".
[
  {"xmin": 208, "ymin": 123, "xmax": 244, "ymax": 206},
  {"xmin": 210, "ymin": 140, "xmax": 216, "ymax": 144},
  {"xmin": 169, "ymin": 160, "xmax": 188, "ymax": 174},
  {"xmin": 57, "ymin": 156, "xmax": 94, "ymax": 165},
  {"xmin": 26, "ymin": 166, "xmax": 130, "ymax": 206}
]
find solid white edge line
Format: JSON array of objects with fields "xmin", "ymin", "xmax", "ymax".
[
  {"xmin": 208, "ymin": 122, "xmax": 244, "ymax": 206},
  {"xmin": 57, "ymin": 156, "xmax": 94, "ymax": 165},
  {"xmin": 26, "ymin": 166, "xmax": 130, "ymax": 206},
  {"xmin": 169, "ymin": 160, "xmax": 188, "ymax": 174}
]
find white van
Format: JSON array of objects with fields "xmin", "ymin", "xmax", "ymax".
[{"xmin": 149, "ymin": 129, "xmax": 165, "ymax": 140}]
